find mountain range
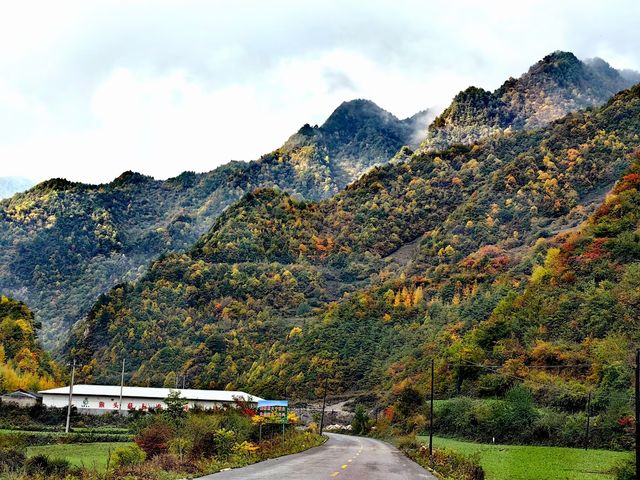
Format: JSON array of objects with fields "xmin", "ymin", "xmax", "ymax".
[
  {"xmin": 67, "ymin": 78, "xmax": 640, "ymax": 403},
  {"xmin": 0, "ymin": 100, "xmax": 429, "ymax": 347}
]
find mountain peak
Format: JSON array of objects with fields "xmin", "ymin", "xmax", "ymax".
[
  {"xmin": 276, "ymin": 97, "xmax": 429, "ymax": 193},
  {"xmin": 32, "ymin": 178, "xmax": 79, "ymax": 193},
  {"xmin": 111, "ymin": 171, "xmax": 153, "ymax": 186},
  {"xmin": 423, "ymin": 51, "xmax": 636, "ymax": 151},
  {"xmin": 520, "ymin": 50, "xmax": 584, "ymax": 86},
  {"xmin": 540, "ymin": 50, "xmax": 580, "ymax": 65},
  {"xmin": 321, "ymin": 99, "xmax": 396, "ymax": 133}
]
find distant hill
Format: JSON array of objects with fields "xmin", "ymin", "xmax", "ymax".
[
  {"xmin": 422, "ymin": 51, "xmax": 639, "ymax": 151},
  {"xmin": 0, "ymin": 100, "xmax": 429, "ymax": 347},
  {"xmin": 0, "ymin": 177, "xmax": 34, "ymax": 200},
  {"xmin": 67, "ymin": 82, "xmax": 640, "ymax": 402}
]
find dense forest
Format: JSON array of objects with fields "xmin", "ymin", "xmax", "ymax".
[
  {"xmin": 0, "ymin": 100, "xmax": 428, "ymax": 348},
  {"xmin": 422, "ymin": 51, "xmax": 639, "ymax": 151},
  {"xmin": 67, "ymin": 79, "xmax": 640, "ymax": 417},
  {"xmin": 0, "ymin": 296, "xmax": 61, "ymax": 392}
]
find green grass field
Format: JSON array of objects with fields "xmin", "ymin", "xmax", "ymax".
[
  {"xmin": 417, "ymin": 436, "xmax": 631, "ymax": 480},
  {"xmin": 26, "ymin": 442, "xmax": 133, "ymax": 471}
]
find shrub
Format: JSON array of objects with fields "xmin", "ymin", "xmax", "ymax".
[
  {"xmin": 212, "ymin": 428, "xmax": 236, "ymax": 458},
  {"xmin": 396, "ymin": 386, "xmax": 424, "ymax": 418},
  {"xmin": 0, "ymin": 433, "xmax": 25, "ymax": 450},
  {"xmin": 306, "ymin": 421, "xmax": 318, "ymax": 434},
  {"xmin": 148, "ymin": 452, "xmax": 187, "ymax": 473},
  {"xmin": 135, "ymin": 419, "xmax": 175, "ymax": 457},
  {"xmin": 169, "ymin": 436, "xmax": 192, "ymax": 461},
  {"xmin": 532, "ymin": 409, "xmax": 565, "ymax": 443},
  {"xmin": 490, "ymin": 386, "xmax": 537, "ymax": 440},
  {"xmin": 430, "ymin": 448, "xmax": 485, "ymax": 480},
  {"xmin": 129, "ymin": 412, "xmax": 158, "ymax": 435},
  {"xmin": 611, "ymin": 457, "xmax": 635, "ymax": 480},
  {"xmin": 352, "ymin": 405, "xmax": 371, "ymax": 435},
  {"xmin": 397, "ymin": 435, "xmax": 421, "ymax": 451},
  {"xmin": 217, "ymin": 410, "xmax": 252, "ymax": 442},
  {"xmin": 183, "ymin": 413, "xmax": 222, "ymax": 457},
  {"xmin": 235, "ymin": 440, "xmax": 259, "ymax": 455},
  {"xmin": 369, "ymin": 417, "xmax": 395, "ymax": 438},
  {"xmin": 186, "ymin": 427, "xmax": 237, "ymax": 459},
  {"xmin": 400, "ymin": 440, "xmax": 484, "ymax": 480},
  {"xmin": 558, "ymin": 412, "xmax": 586, "ymax": 448},
  {"xmin": 434, "ymin": 397, "xmax": 475, "ymax": 437},
  {"xmin": 0, "ymin": 448, "xmax": 26, "ymax": 472},
  {"xmin": 112, "ymin": 444, "xmax": 147, "ymax": 467},
  {"xmin": 25, "ymin": 454, "xmax": 71, "ymax": 477},
  {"xmin": 287, "ymin": 412, "xmax": 300, "ymax": 425}
]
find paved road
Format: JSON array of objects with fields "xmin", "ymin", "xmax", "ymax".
[{"xmin": 198, "ymin": 433, "xmax": 436, "ymax": 480}]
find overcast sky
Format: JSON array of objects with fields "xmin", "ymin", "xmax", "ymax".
[{"xmin": 1, "ymin": 0, "xmax": 639, "ymax": 184}]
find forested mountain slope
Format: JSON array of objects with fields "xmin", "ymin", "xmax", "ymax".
[
  {"xmin": 67, "ymin": 84, "xmax": 640, "ymax": 399},
  {"xmin": 0, "ymin": 100, "xmax": 427, "ymax": 347},
  {"xmin": 422, "ymin": 51, "xmax": 638, "ymax": 151},
  {"xmin": 275, "ymin": 157, "xmax": 640, "ymax": 411}
]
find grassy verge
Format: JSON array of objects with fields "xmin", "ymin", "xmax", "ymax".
[
  {"xmin": 0, "ymin": 428, "xmax": 133, "ymax": 445},
  {"xmin": 20, "ymin": 432, "xmax": 325, "ymax": 478},
  {"xmin": 196, "ymin": 431, "xmax": 327, "ymax": 476},
  {"xmin": 27, "ymin": 442, "xmax": 133, "ymax": 471},
  {"xmin": 0, "ymin": 426, "xmax": 130, "ymax": 434},
  {"xmin": 418, "ymin": 435, "xmax": 631, "ymax": 480}
]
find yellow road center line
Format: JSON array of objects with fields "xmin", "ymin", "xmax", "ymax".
[
  {"xmin": 341, "ymin": 465, "xmax": 348, "ymax": 469},
  {"xmin": 330, "ymin": 473, "xmax": 339, "ymax": 477}
]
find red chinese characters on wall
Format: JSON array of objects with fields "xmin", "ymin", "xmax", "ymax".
[
  {"xmin": 127, "ymin": 402, "xmax": 134, "ymax": 410},
  {"xmin": 98, "ymin": 401, "xmax": 105, "ymax": 408}
]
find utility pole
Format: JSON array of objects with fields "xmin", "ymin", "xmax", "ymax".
[
  {"xmin": 118, "ymin": 358, "xmax": 125, "ymax": 415},
  {"xmin": 429, "ymin": 358, "xmax": 435, "ymax": 460},
  {"xmin": 319, "ymin": 378, "xmax": 328, "ymax": 436},
  {"xmin": 635, "ymin": 349, "xmax": 639, "ymax": 480},
  {"xmin": 65, "ymin": 359, "xmax": 76, "ymax": 434},
  {"xmin": 584, "ymin": 391, "xmax": 591, "ymax": 451}
]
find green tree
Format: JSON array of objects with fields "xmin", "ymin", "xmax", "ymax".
[
  {"xmin": 352, "ymin": 405, "xmax": 370, "ymax": 435},
  {"xmin": 396, "ymin": 386, "xmax": 424, "ymax": 418},
  {"xmin": 164, "ymin": 390, "xmax": 188, "ymax": 419},
  {"xmin": 163, "ymin": 372, "xmax": 177, "ymax": 388}
]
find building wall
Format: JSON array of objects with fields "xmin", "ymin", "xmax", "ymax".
[
  {"xmin": 1, "ymin": 397, "xmax": 39, "ymax": 408},
  {"xmin": 41, "ymin": 393, "xmax": 229, "ymax": 414}
]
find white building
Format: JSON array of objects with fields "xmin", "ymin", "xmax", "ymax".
[
  {"xmin": 1, "ymin": 390, "xmax": 42, "ymax": 408},
  {"xmin": 39, "ymin": 384, "xmax": 263, "ymax": 415}
]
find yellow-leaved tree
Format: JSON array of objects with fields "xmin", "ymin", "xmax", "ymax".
[{"xmin": 0, "ymin": 296, "xmax": 62, "ymax": 393}]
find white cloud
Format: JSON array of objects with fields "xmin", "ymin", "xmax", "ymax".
[{"xmin": 0, "ymin": 0, "xmax": 639, "ymax": 183}]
